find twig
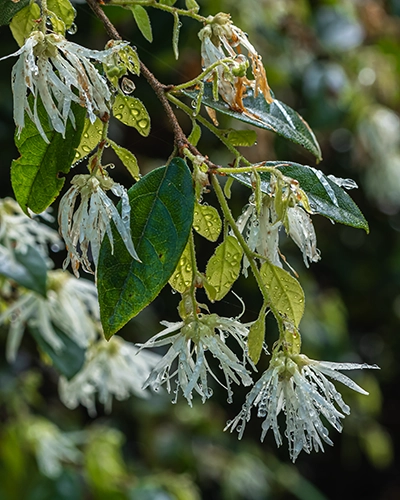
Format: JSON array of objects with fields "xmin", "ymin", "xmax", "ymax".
[{"xmin": 85, "ymin": 0, "xmax": 194, "ymax": 155}]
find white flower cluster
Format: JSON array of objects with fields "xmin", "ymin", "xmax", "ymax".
[
  {"xmin": 0, "ymin": 31, "xmax": 122, "ymax": 143},
  {"xmin": 0, "ymin": 269, "xmax": 99, "ymax": 362},
  {"xmin": 237, "ymin": 194, "xmax": 320, "ymax": 274},
  {"xmin": 0, "ymin": 197, "xmax": 61, "ymax": 258},
  {"xmin": 226, "ymin": 351, "xmax": 379, "ymax": 461},
  {"xmin": 59, "ymin": 336, "xmax": 161, "ymax": 416},
  {"xmin": 199, "ymin": 13, "xmax": 273, "ymax": 113},
  {"xmin": 58, "ymin": 171, "xmax": 139, "ymax": 277},
  {"xmin": 139, "ymin": 314, "xmax": 255, "ymax": 406},
  {"xmin": 25, "ymin": 417, "xmax": 82, "ymax": 478}
]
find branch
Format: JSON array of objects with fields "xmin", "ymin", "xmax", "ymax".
[{"xmin": 85, "ymin": 0, "xmax": 193, "ymax": 155}]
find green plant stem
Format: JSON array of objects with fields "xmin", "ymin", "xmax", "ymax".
[
  {"xmin": 40, "ymin": 0, "xmax": 48, "ymax": 32},
  {"xmin": 106, "ymin": 0, "xmax": 207, "ymax": 23},
  {"xmin": 172, "ymin": 58, "xmax": 235, "ymax": 92},
  {"xmin": 210, "ymin": 173, "xmax": 284, "ymax": 336},
  {"xmin": 166, "ymin": 93, "xmax": 247, "ymax": 163}
]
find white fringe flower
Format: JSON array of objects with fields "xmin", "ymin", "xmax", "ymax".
[
  {"xmin": 58, "ymin": 171, "xmax": 139, "ymax": 277},
  {"xmin": 25, "ymin": 417, "xmax": 82, "ymax": 478},
  {"xmin": 199, "ymin": 13, "xmax": 273, "ymax": 113},
  {"xmin": 139, "ymin": 314, "xmax": 255, "ymax": 406},
  {"xmin": 236, "ymin": 194, "xmax": 320, "ymax": 272},
  {"xmin": 0, "ymin": 31, "xmax": 123, "ymax": 143},
  {"xmin": 0, "ymin": 270, "xmax": 99, "ymax": 362},
  {"xmin": 59, "ymin": 336, "xmax": 161, "ymax": 417},
  {"xmin": 225, "ymin": 351, "xmax": 379, "ymax": 462},
  {"xmin": 0, "ymin": 197, "xmax": 61, "ymax": 257}
]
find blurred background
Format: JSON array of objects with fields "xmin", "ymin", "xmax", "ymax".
[{"xmin": 0, "ymin": 0, "xmax": 399, "ymax": 498}]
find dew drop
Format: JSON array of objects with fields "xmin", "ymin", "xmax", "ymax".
[
  {"xmin": 67, "ymin": 23, "xmax": 78, "ymax": 35},
  {"xmin": 121, "ymin": 76, "xmax": 136, "ymax": 94},
  {"xmin": 138, "ymin": 119, "xmax": 148, "ymax": 129},
  {"xmin": 115, "ymin": 113, "xmax": 123, "ymax": 120},
  {"xmin": 82, "ymin": 145, "xmax": 91, "ymax": 153},
  {"xmin": 131, "ymin": 108, "xmax": 140, "ymax": 116}
]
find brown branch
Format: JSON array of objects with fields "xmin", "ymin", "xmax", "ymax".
[{"xmin": 85, "ymin": 0, "xmax": 196, "ymax": 156}]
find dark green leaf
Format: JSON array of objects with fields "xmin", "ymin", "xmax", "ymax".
[
  {"xmin": 29, "ymin": 325, "xmax": 85, "ymax": 380},
  {"xmin": 0, "ymin": 246, "xmax": 47, "ymax": 296},
  {"xmin": 182, "ymin": 83, "xmax": 322, "ymax": 160},
  {"xmin": 11, "ymin": 99, "xmax": 86, "ymax": 215},
  {"xmin": 0, "ymin": 0, "xmax": 30, "ymax": 26},
  {"xmin": 231, "ymin": 161, "xmax": 369, "ymax": 232},
  {"xmin": 97, "ymin": 158, "xmax": 194, "ymax": 337}
]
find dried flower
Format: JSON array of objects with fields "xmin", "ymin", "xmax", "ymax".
[
  {"xmin": 226, "ymin": 351, "xmax": 379, "ymax": 461},
  {"xmin": 59, "ymin": 336, "xmax": 161, "ymax": 416},
  {"xmin": 139, "ymin": 314, "xmax": 255, "ymax": 406},
  {"xmin": 0, "ymin": 270, "xmax": 99, "ymax": 362},
  {"xmin": 0, "ymin": 31, "xmax": 123, "ymax": 143},
  {"xmin": 58, "ymin": 171, "xmax": 139, "ymax": 276}
]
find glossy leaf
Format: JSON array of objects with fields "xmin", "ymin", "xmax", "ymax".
[
  {"xmin": 0, "ymin": 246, "xmax": 47, "ymax": 297},
  {"xmin": 108, "ymin": 139, "xmax": 140, "ymax": 181},
  {"xmin": 0, "ymin": 0, "xmax": 29, "ymax": 26},
  {"xmin": 130, "ymin": 5, "xmax": 153, "ymax": 43},
  {"xmin": 97, "ymin": 158, "xmax": 194, "ymax": 337},
  {"xmin": 193, "ymin": 202, "xmax": 222, "ymax": 242},
  {"xmin": 11, "ymin": 100, "xmax": 86, "ymax": 215},
  {"xmin": 112, "ymin": 94, "xmax": 151, "ymax": 137},
  {"xmin": 10, "ymin": 2, "xmax": 40, "ymax": 46},
  {"xmin": 29, "ymin": 325, "xmax": 85, "ymax": 380},
  {"xmin": 225, "ymin": 129, "xmax": 257, "ymax": 147},
  {"xmin": 231, "ymin": 161, "xmax": 369, "ymax": 232},
  {"xmin": 72, "ymin": 117, "xmax": 103, "ymax": 165},
  {"xmin": 260, "ymin": 261, "xmax": 305, "ymax": 327},
  {"xmin": 47, "ymin": 0, "xmax": 76, "ymax": 30},
  {"xmin": 205, "ymin": 235, "xmax": 243, "ymax": 301},
  {"xmin": 247, "ymin": 305, "xmax": 267, "ymax": 364},
  {"xmin": 169, "ymin": 241, "xmax": 193, "ymax": 293},
  {"xmin": 182, "ymin": 83, "xmax": 322, "ymax": 160}
]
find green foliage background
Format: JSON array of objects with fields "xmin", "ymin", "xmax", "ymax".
[{"xmin": 0, "ymin": 0, "xmax": 399, "ymax": 498}]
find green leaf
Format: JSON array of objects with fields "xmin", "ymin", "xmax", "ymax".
[
  {"xmin": 112, "ymin": 94, "xmax": 151, "ymax": 136},
  {"xmin": 108, "ymin": 139, "xmax": 140, "ymax": 181},
  {"xmin": 10, "ymin": 2, "xmax": 40, "ymax": 47},
  {"xmin": 205, "ymin": 235, "xmax": 243, "ymax": 301},
  {"xmin": 182, "ymin": 83, "xmax": 322, "ymax": 161},
  {"xmin": 259, "ymin": 261, "xmax": 305, "ymax": 327},
  {"xmin": 188, "ymin": 121, "xmax": 201, "ymax": 147},
  {"xmin": 185, "ymin": 0, "xmax": 200, "ymax": 12},
  {"xmin": 0, "ymin": 246, "xmax": 47, "ymax": 297},
  {"xmin": 193, "ymin": 202, "xmax": 222, "ymax": 242},
  {"xmin": 47, "ymin": 0, "xmax": 76, "ymax": 29},
  {"xmin": 247, "ymin": 304, "xmax": 267, "ymax": 364},
  {"xmin": 231, "ymin": 161, "xmax": 369, "ymax": 232},
  {"xmin": 29, "ymin": 325, "xmax": 85, "ymax": 380},
  {"xmin": 0, "ymin": 0, "xmax": 30, "ymax": 26},
  {"xmin": 11, "ymin": 100, "xmax": 86, "ymax": 215},
  {"xmin": 73, "ymin": 117, "xmax": 103, "ymax": 165},
  {"xmin": 169, "ymin": 241, "xmax": 193, "ymax": 293},
  {"xmin": 97, "ymin": 158, "xmax": 194, "ymax": 337},
  {"xmin": 225, "ymin": 129, "xmax": 257, "ymax": 147},
  {"xmin": 130, "ymin": 5, "xmax": 153, "ymax": 43}
]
